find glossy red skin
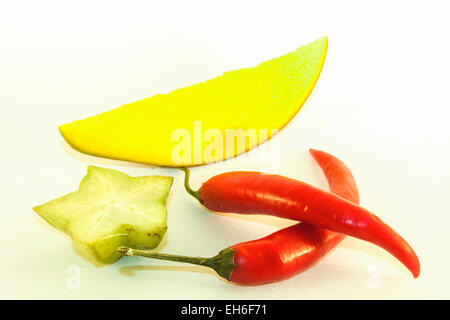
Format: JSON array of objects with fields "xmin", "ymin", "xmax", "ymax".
[
  {"xmin": 229, "ymin": 149, "xmax": 359, "ymax": 284},
  {"xmin": 201, "ymin": 150, "xmax": 420, "ymax": 281}
]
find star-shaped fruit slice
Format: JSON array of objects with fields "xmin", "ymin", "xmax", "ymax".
[{"xmin": 33, "ymin": 166, "xmax": 173, "ymax": 264}]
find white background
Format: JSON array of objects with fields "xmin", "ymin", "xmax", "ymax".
[{"xmin": 1, "ymin": 0, "xmax": 449, "ymax": 299}]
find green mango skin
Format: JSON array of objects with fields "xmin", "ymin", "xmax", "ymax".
[{"xmin": 34, "ymin": 166, "xmax": 173, "ymax": 264}]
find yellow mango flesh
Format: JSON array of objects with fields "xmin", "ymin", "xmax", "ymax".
[{"xmin": 59, "ymin": 37, "xmax": 328, "ymax": 166}]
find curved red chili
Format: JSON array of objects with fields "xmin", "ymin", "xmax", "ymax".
[
  {"xmin": 229, "ymin": 148, "xmax": 359, "ymax": 284},
  {"xmin": 182, "ymin": 153, "xmax": 420, "ymax": 278},
  {"xmin": 118, "ymin": 149, "xmax": 365, "ymax": 284}
]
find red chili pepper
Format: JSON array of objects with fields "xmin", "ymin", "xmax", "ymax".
[
  {"xmin": 118, "ymin": 149, "xmax": 366, "ymax": 284},
  {"xmin": 229, "ymin": 148, "xmax": 360, "ymax": 284},
  {"xmin": 181, "ymin": 152, "xmax": 420, "ymax": 278}
]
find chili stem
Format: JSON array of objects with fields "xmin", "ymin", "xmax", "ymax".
[
  {"xmin": 181, "ymin": 168, "xmax": 202, "ymax": 203},
  {"xmin": 118, "ymin": 246, "xmax": 209, "ymax": 266},
  {"xmin": 117, "ymin": 246, "xmax": 236, "ymax": 280}
]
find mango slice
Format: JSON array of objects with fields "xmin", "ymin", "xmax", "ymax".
[
  {"xmin": 60, "ymin": 37, "xmax": 328, "ymax": 166},
  {"xmin": 33, "ymin": 166, "xmax": 173, "ymax": 264}
]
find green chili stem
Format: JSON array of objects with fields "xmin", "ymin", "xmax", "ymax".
[
  {"xmin": 180, "ymin": 168, "xmax": 202, "ymax": 203},
  {"xmin": 117, "ymin": 246, "xmax": 236, "ymax": 280},
  {"xmin": 118, "ymin": 246, "xmax": 209, "ymax": 266}
]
